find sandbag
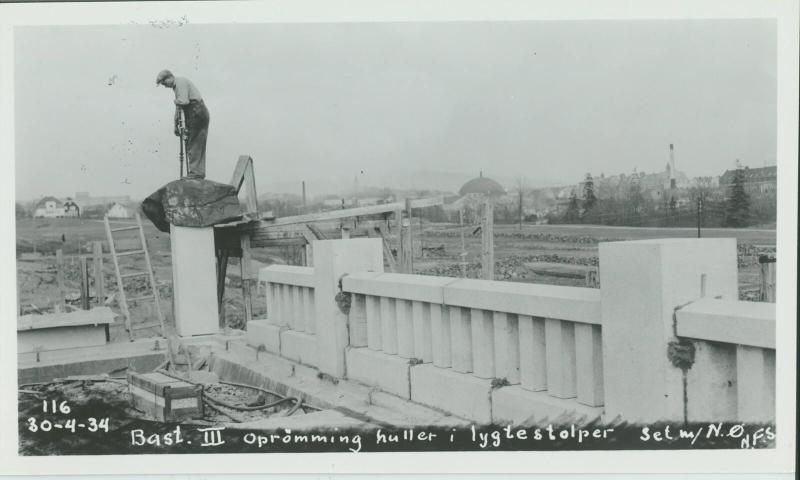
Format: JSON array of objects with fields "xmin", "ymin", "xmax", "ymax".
[{"xmin": 141, "ymin": 178, "xmax": 242, "ymax": 233}]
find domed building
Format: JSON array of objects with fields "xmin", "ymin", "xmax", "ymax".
[{"xmin": 458, "ymin": 172, "xmax": 506, "ymax": 197}]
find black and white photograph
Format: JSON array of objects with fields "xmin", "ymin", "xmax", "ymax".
[{"xmin": 0, "ymin": 0, "xmax": 797, "ymax": 475}]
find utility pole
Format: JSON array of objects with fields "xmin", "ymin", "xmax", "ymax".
[
  {"xmin": 301, "ymin": 181, "xmax": 307, "ymax": 213},
  {"xmin": 696, "ymin": 195, "xmax": 703, "ymax": 238}
]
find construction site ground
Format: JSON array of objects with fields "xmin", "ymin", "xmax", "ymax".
[{"xmin": 16, "ymin": 217, "xmax": 776, "ymax": 343}]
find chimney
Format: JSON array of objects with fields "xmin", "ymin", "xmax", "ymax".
[{"xmin": 669, "ymin": 144, "xmax": 676, "ymax": 189}]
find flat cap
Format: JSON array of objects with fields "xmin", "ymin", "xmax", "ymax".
[{"xmin": 155, "ymin": 69, "xmax": 174, "ymax": 85}]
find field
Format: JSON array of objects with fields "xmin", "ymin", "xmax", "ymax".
[{"xmin": 16, "ymin": 217, "xmax": 776, "ymax": 342}]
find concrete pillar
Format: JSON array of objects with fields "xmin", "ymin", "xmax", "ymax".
[
  {"xmin": 431, "ymin": 305, "xmax": 451, "ymax": 368},
  {"xmin": 170, "ymin": 225, "xmax": 219, "ymax": 336},
  {"xmin": 396, "ymin": 299, "xmax": 414, "ymax": 358},
  {"xmin": 471, "ymin": 309, "xmax": 495, "ymax": 378},
  {"xmin": 599, "ymin": 238, "xmax": 738, "ymax": 423},
  {"xmin": 365, "ymin": 295, "xmax": 382, "ymax": 351},
  {"xmin": 313, "ymin": 239, "xmax": 383, "ymax": 378},
  {"xmin": 412, "ymin": 301, "xmax": 433, "ymax": 362},
  {"xmin": 518, "ymin": 315, "xmax": 547, "ymax": 391},
  {"xmin": 493, "ymin": 312, "xmax": 520, "ymax": 384},
  {"xmin": 303, "ymin": 287, "xmax": 316, "ymax": 334}
]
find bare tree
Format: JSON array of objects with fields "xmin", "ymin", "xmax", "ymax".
[{"xmin": 516, "ymin": 177, "xmax": 526, "ymax": 230}]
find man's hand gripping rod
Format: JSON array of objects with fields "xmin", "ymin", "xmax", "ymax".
[{"xmin": 176, "ymin": 110, "xmax": 189, "ymax": 178}]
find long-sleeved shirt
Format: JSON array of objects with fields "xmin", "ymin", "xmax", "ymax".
[
  {"xmin": 172, "ymin": 77, "xmax": 203, "ymax": 125},
  {"xmin": 172, "ymin": 77, "xmax": 203, "ymax": 106}
]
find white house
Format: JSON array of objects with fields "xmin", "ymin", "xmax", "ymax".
[
  {"xmin": 33, "ymin": 196, "xmax": 64, "ymax": 218},
  {"xmin": 107, "ymin": 202, "xmax": 131, "ymax": 219}
]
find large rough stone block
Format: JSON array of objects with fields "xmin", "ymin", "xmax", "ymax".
[
  {"xmin": 142, "ymin": 178, "xmax": 241, "ymax": 232},
  {"xmin": 346, "ymin": 347, "xmax": 411, "ymax": 399},
  {"xmin": 410, "ymin": 364, "xmax": 492, "ymax": 424}
]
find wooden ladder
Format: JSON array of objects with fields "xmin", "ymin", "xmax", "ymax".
[{"xmin": 104, "ymin": 213, "xmax": 165, "ymax": 340}]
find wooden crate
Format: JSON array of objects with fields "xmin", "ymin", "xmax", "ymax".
[{"xmin": 127, "ymin": 371, "xmax": 204, "ymax": 422}]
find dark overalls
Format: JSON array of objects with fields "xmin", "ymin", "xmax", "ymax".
[{"xmin": 183, "ymin": 99, "xmax": 210, "ymax": 179}]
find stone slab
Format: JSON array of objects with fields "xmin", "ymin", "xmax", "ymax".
[
  {"xmin": 410, "ymin": 364, "xmax": 492, "ymax": 424},
  {"xmin": 280, "ymin": 330, "xmax": 319, "ymax": 367},
  {"xmin": 491, "ymin": 385, "xmax": 602, "ymax": 427},
  {"xmin": 443, "ymin": 279, "xmax": 601, "ymax": 325},
  {"xmin": 345, "ymin": 347, "xmax": 411, "ymax": 399},
  {"xmin": 18, "ymin": 324, "xmax": 108, "ymax": 354},
  {"xmin": 246, "ymin": 320, "xmax": 282, "ymax": 355}
]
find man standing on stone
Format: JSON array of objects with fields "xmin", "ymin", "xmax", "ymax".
[{"xmin": 156, "ymin": 70, "xmax": 210, "ymax": 179}]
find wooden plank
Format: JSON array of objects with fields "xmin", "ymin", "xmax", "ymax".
[
  {"xmin": 104, "ymin": 216, "xmax": 132, "ymax": 339},
  {"xmin": 412, "ymin": 300, "xmax": 432, "ymax": 363},
  {"xmin": 245, "ymin": 197, "xmax": 444, "ymax": 229},
  {"xmin": 228, "ymin": 155, "xmax": 250, "ymax": 191},
  {"xmin": 544, "ymin": 318, "xmax": 577, "ymax": 399},
  {"xmin": 243, "ymin": 157, "xmax": 258, "ymax": 215},
  {"xmin": 430, "ymin": 304, "xmax": 451, "ymax": 368},
  {"xmin": 760, "ymin": 261, "xmax": 776, "ymax": 302},
  {"xmin": 574, "ymin": 323, "xmax": 604, "ymax": 406},
  {"xmin": 470, "ymin": 308, "xmax": 495, "ymax": 379},
  {"xmin": 55, "ymin": 249, "xmax": 66, "ymax": 313},
  {"xmin": 481, "ymin": 198, "xmax": 494, "ymax": 280},
  {"xmin": 240, "ymin": 233, "xmax": 254, "ymax": 324},
  {"xmin": 301, "ymin": 225, "xmax": 318, "ymax": 267},
  {"xmin": 93, "ymin": 241, "xmax": 105, "ymax": 306},
  {"xmin": 379, "ymin": 297, "xmax": 398, "ymax": 354},
  {"xmin": 493, "ymin": 312, "xmax": 520, "ymax": 384},
  {"xmin": 79, "ymin": 257, "xmax": 90, "ymax": 310},
  {"xmin": 518, "ymin": 315, "xmax": 547, "ymax": 391},
  {"xmin": 375, "ymin": 224, "xmax": 397, "ymax": 272},
  {"xmin": 18, "ymin": 307, "xmax": 116, "ymax": 330},
  {"xmin": 365, "ymin": 295, "xmax": 382, "ymax": 351},
  {"xmin": 450, "ymin": 306, "xmax": 473, "ymax": 373},
  {"xmin": 217, "ymin": 249, "xmax": 229, "ymax": 329},
  {"xmin": 137, "ymin": 213, "xmax": 165, "ymax": 336},
  {"xmin": 395, "ymin": 299, "xmax": 414, "ymax": 358},
  {"xmin": 249, "ymin": 236, "xmax": 309, "ymax": 247}
]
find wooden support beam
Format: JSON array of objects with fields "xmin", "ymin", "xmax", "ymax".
[
  {"xmin": 481, "ymin": 197, "xmax": 495, "ymax": 280},
  {"xmin": 245, "ymin": 196, "xmax": 444, "ymax": 229},
  {"xmin": 229, "ymin": 155, "xmax": 259, "ymax": 216},
  {"xmin": 79, "ymin": 256, "xmax": 90, "ymax": 310},
  {"xmin": 240, "ymin": 233, "xmax": 254, "ymax": 324},
  {"xmin": 216, "ymin": 249, "xmax": 229, "ymax": 329},
  {"xmin": 371, "ymin": 224, "xmax": 397, "ymax": 273},
  {"xmin": 55, "ymin": 249, "xmax": 66, "ymax": 313},
  {"xmin": 92, "ymin": 241, "xmax": 105, "ymax": 306},
  {"xmin": 300, "ymin": 225, "xmax": 318, "ymax": 267}
]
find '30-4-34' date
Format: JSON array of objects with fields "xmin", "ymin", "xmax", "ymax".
[{"xmin": 27, "ymin": 417, "xmax": 110, "ymax": 433}]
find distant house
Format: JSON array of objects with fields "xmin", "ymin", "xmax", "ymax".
[
  {"xmin": 107, "ymin": 202, "xmax": 131, "ymax": 219},
  {"xmin": 719, "ymin": 166, "xmax": 777, "ymax": 195},
  {"xmin": 33, "ymin": 196, "xmax": 64, "ymax": 218},
  {"xmin": 63, "ymin": 198, "xmax": 80, "ymax": 218}
]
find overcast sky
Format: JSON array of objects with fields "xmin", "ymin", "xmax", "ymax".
[{"xmin": 14, "ymin": 19, "xmax": 775, "ymax": 201}]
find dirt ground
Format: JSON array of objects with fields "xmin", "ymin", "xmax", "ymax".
[{"xmin": 16, "ymin": 218, "xmax": 775, "ymax": 344}]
